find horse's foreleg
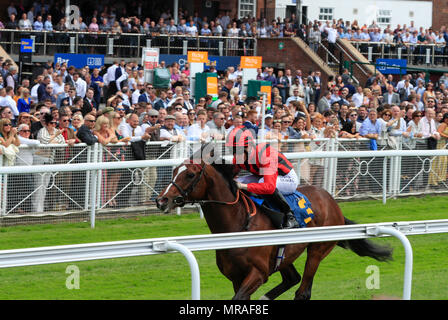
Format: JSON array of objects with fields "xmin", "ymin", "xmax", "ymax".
[
  {"xmin": 259, "ymin": 264, "xmax": 301, "ymax": 300},
  {"xmin": 232, "ymin": 268, "xmax": 266, "ymax": 300},
  {"xmin": 294, "ymin": 242, "xmax": 338, "ymax": 300}
]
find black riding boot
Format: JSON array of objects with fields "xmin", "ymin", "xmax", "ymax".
[{"xmin": 265, "ymin": 189, "xmax": 299, "ymax": 229}]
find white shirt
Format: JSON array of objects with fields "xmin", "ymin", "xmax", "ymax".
[
  {"xmin": 160, "ymin": 127, "xmax": 182, "ymax": 140},
  {"xmin": 119, "ymin": 122, "xmax": 145, "ymax": 142},
  {"xmin": 75, "ymin": 78, "xmax": 87, "ymax": 98},
  {"xmin": 0, "ymin": 95, "xmax": 19, "ymax": 117},
  {"xmin": 132, "ymin": 90, "xmax": 141, "ymax": 105},
  {"xmin": 116, "ymin": 72, "xmax": 129, "ymax": 91},
  {"xmin": 52, "ymin": 81, "xmax": 65, "ymax": 95},
  {"xmin": 17, "ymin": 136, "xmax": 40, "ymax": 166},
  {"xmin": 325, "ymin": 27, "xmax": 338, "ymax": 43},
  {"xmin": 105, "ymin": 64, "xmax": 118, "ymax": 85},
  {"xmin": 187, "ymin": 123, "xmax": 210, "ymax": 141},
  {"xmin": 352, "ymin": 93, "xmax": 364, "ymax": 108},
  {"xmin": 31, "ymin": 83, "xmax": 40, "ymax": 102},
  {"xmin": 421, "ymin": 117, "xmax": 440, "ymax": 138}
]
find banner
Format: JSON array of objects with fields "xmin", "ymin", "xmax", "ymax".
[
  {"xmin": 240, "ymin": 56, "xmax": 262, "ymax": 69},
  {"xmin": 159, "ymin": 54, "xmax": 240, "ymax": 71},
  {"xmin": 206, "ymin": 77, "xmax": 218, "ymax": 96},
  {"xmin": 260, "ymin": 85, "xmax": 272, "ymax": 106},
  {"xmin": 187, "ymin": 51, "xmax": 208, "ymax": 63},
  {"xmin": 376, "ymin": 59, "xmax": 407, "ymax": 75},
  {"xmin": 142, "ymin": 47, "xmax": 160, "ymax": 70},
  {"xmin": 20, "ymin": 39, "xmax": 34, "ymax": 53},
  {"xmin": 54, "ymin": 53, "xmax": 104, "ymax": 69}
]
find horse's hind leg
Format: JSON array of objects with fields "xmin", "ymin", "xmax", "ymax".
[
  {"xmin": 294, "ymin": 242, "xmax": 338, "ymax": 300},
  {"xmin": 259, "ymin": 264, "xmax": 301, "ymax": 300}
]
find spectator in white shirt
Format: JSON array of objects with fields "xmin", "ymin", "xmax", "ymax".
[
  {"xmin": 421, "ymin": 108, "xmax": 440, "ymax": 139},
  {"xmin": 160, "ymin": 115, "xmax": 185, "ymax": 142},
  {"xmin": 187, "ymin": 110, "xmax": 210, "ymax": 142},
  {"xmin": 73, "ymin": 72, "xmax": 87, "ymax": 98},
  {"xmin": 120, "ymin": 113, "xmax": 151, "ymax": 142}
]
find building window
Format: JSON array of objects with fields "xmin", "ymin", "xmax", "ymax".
[
  {"xmin": 319, "ymin": 7, "xmax": 333, "ymax": 21},
  {"xmin": 239, "ymin": 0, "xmax": 256, "ymax": 19},
  {"xmin": 377, "ymin": 9, "xmax": 391, "ymax": 27}
]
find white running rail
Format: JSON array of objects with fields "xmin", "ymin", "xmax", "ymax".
[{"xmin": 1, "ymin": 219, "xmax": 448, "ymax": 300}]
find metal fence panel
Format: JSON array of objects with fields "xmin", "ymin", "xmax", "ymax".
[{"xmin": 0, "ymin": 137, "xmax": 447, "ymax": 226}]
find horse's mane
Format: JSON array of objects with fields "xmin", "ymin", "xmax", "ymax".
[
  {"xmin": 189, "ymin": 143, "xmax": 239, "ymax": 196},
  {"xmin": 211, "ymin": 162, "xmax": 239, "ymax": 196}
]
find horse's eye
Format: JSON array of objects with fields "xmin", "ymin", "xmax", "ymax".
[{"xmin": 186, "ymin": 172, "xmax": 195, "ymax": 179}]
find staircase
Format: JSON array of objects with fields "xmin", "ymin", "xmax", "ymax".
[
  {"xmin": 256, "ymin": 37, "xmax": 337, "ymax": 93},
  {"xmin": 290, "ymin": 37, "xmax": 336, "ymax": 79}
]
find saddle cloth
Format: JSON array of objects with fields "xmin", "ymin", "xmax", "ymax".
[{"xmin": 250, "ymin": 191, "xmax": 315, "ymax": 228}]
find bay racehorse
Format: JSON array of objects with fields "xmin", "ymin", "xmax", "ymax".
[{"xmin": 156, "ymin": 157, "xmax": 393, "ymax": 300}]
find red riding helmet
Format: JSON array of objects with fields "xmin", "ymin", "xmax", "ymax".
[{"xmin": 225, "ymin": 126, "xmax": 255, "ymax": 148}]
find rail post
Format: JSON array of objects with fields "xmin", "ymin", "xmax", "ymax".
[
  {"xmin": 368, "ymin": 226, "xmax": 413, "ymax": 300},
  {"xmin": 153, "ymin": 241, "xmax": 201, "ymax": 300}
]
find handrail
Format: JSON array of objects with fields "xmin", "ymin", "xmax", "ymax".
[
  {"xmin": 0, "ymin": 28, "xmax": 256, "ymax": 41},
  {"xmin": 1, "ymin": 219, "xmax": 448, "ymax": 299}
]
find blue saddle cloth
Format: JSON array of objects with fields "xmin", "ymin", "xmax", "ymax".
[{"xmin": 250, "ymin": 191, "xmax": 315, "ymax": 228}]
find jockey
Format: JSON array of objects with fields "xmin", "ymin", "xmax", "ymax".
[{"xmin": 226, "ymin": 126, "xmax": 299, "ymax": 229}]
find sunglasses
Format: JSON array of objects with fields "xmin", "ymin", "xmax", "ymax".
[
  {"xmin": 3, "ymin": 123, "xmax": 11, "ymax": 127},
  {"xmin": 117, "ymin": 108, "xmax": 125, "ymax": 111},
  {"xmin": 149, "ymin": 115, "xmax": 158, "ymax": 118},
  {"xmin": 20, "ymin": 129, "xmax": 31, "ymax": 132},
  {"xmin": 85, "ymin": 119, "xmax": 96, "ymax": 122},
  {"xmin": 50, "ymin": 121, "xmax": 57, "ymax": 124},
  {"xmin": 384, "ymin": 114, "xmax": 392, "ymax": 117},
  {"xmin": 350, "ymin": 114, "xmax": 357, "ymax": 117}
]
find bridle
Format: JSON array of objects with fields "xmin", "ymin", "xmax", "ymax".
[
  {"xmin": 169, "ymin": 162, "xmax": 257, "ymax": 219},
  {"xmin": 170, "ymin": 162, "xmax": 207, "ymax": 207}
]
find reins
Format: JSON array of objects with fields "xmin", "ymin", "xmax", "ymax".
[{"xmin": 170, "ymin": 162, "xmax": 257, "ymax": 220}]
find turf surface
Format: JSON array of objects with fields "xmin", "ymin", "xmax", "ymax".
[{"xmin": 0, "ymin": 195, "xmax": 447, "ymax": 300}]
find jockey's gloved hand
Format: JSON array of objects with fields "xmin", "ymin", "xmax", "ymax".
[{"xmin": 236, "ymin": 182, "xmax": 248, "ymax": 190}]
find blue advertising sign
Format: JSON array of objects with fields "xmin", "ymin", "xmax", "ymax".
[
  {"xmin": 54, "ymin": 54, "xmax": 105, "ymax": 69},
  {"xmin": 376, "ymin": 58, "xmax": 407, "ymax": 75},
  {"xmin": 20, "ymin": 39, "xmax": 34, "ymax": 53},
  {"xmin": 159, "ymin": 54, "xmax": 240, "ymax": 71}
]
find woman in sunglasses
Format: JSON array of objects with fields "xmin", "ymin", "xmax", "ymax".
[
  {"xmin": 33, "ymin": 113, "xmax": 65, "ymax": 213},
  {"xmin": 0, "ymin": 118, "xmax": 20, "ymax": 150}
]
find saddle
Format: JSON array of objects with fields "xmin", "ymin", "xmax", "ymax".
[{"xmin": 248, "ymin": 191, "xmax": 315, "ymax": 229}]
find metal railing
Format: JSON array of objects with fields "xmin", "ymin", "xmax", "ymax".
[
  {"xmin": 0, "ymin": 137, "xmax": 448, "ymax": 226},
  {"xmin": 348, "ymin": 41, "xmax": 446, "ymax": 66},
  {"xmin": 0, "ymin": 29, "xmax": 256, "ymax": 58},
  {"xmin": 2, "ymin": 218, "xmax": 448, "ymax": 299}
]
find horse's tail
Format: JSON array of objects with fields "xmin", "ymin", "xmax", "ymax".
[{"xmin": 337, "ymin": 217, "xmax": 394, "ymax": 262}]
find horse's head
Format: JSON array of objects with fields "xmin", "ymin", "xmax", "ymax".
[{"xmin": 156, "ymin": 161, "xmax": 208, "ymax": 213}]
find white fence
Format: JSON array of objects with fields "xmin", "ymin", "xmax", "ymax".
[
  {"xmin": 1, "ymin": 139, "xmax": 448, "ymax": 225},
  {"xmin": 1, "ymin": 219, "xmax": 448, "ymax": 300}
]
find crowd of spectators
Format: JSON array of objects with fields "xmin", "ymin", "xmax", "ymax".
[
  {"xmin": 0, "ymin": 3, "xmax": 447, "ymax": 213},
  {"xmin": 2, "ymin": 1, "xmax": 446, "ymax": 52},
  {"xmin": 0, "ymin": 53, "xmax": 448, "ymax": 199}
]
